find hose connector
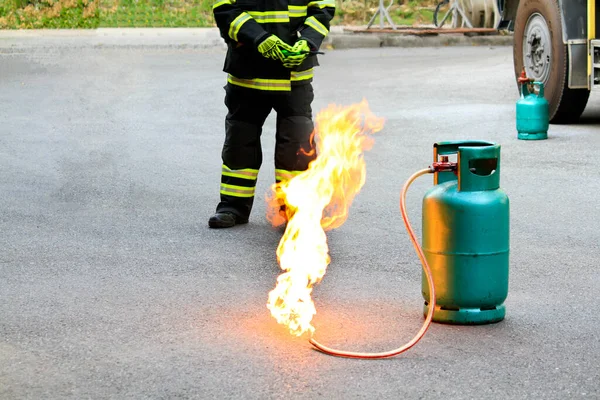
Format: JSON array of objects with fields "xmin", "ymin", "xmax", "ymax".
[{"xmin": 431, "ymin": 155, "xmax": 457, "ymax": 174}]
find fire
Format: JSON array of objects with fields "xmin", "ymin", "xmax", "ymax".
[{"xmin": 266, "ymin": 100, "xmax": 385, "ymax": 336}]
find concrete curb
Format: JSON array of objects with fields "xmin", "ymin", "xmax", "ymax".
[
  {"xmin": 0, "ymin": 27, "xmax": 514, "ymax": 50},
  {"xmin": 0, "ymin": 28, "xmax": 227, "ymax": 50},
  {"xmin": 327, "ymin": 32, "xmax": 513, "ymax": 49}
]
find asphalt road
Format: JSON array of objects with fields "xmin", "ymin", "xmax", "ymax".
[{"xmin": 1, "ymin": 38, "xmax": 599, "ymax": 399}]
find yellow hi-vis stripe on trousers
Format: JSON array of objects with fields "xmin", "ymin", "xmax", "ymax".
[
  {"xmin": 275, "ymin": 169, "xmax": 304, "ymax": 182},
  {"xmin": 221, "ymin": 165, "xmax": 259, "ymax": 180},
  {"xmin": 220, "ymin": 165, "xmax": 258, "ymax": 197},
  {"xmin": 220, "ymin": 183, "xmax": 256, "ymax": 197}
]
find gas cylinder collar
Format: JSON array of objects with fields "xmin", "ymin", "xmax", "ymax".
[{"xmin": 431, "ymin": 155, "xmax": 457, "ymax": 174}]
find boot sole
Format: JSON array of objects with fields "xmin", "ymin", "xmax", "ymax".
[{"xmin": 208, "ymin": 218, "xmax": 249, "ymax": 229}]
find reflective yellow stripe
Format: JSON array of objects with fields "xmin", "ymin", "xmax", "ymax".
[
  {"xmin": 213, "ymin": 0, "xmax": 235, "ymax": 10},
  {"xmin": 248, "ymin": 11, "xmax": 289, "ymax": 23},
  {"xmin": 220, "ymin": 183, "xmax": 255, "ymax": 197},
  {"xmin": 228, "ymin": 75, "xmax": 291, "ymax": 91},
  {"xmin": 229, "ymin": 12, "xmax": 252, "ymax": 42},
  {"xmin": 288, "ymin": 5, "xmax": 307, "ymax": 17},
  {"xmin": 291, "ymin": 68, "xmax": 314, "ymax": 82},
  {"xmin": 275, "ymin": 169, "xmax": 304, "ymax": 181},
  {"xmin": 222, "ymin": 165, "xmax": 259, "ymax": 180},
  {"xmin": 305, "ymin": 16, "xmax": 328, "ymax": 37},
  {"xmin": 307, "ymin": 0, "xmax": 335, "ymax": 9}
]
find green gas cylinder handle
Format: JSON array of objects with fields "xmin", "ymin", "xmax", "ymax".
[
  {"xmin": 532, "ymin": 81, "xmax": 544, "ymax": 97},
  {"xmin": 521, "ymin": 81, "xmax": 545, "ymax": 98},
  {"xmin": 432, "ymin": 141, "xmax": 499, "ymax": 189},
  {"xmin": 434, "ymin": 140, "xmax": 495, "ymax": 157},
  {"xmin": 458, "ymin": 144, "xmax": 501, "ymax": 192}
]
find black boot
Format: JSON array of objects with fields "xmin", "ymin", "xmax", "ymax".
[{"xmin": 208, "ymin": 212, "xmax": 249, "ymax": 229}]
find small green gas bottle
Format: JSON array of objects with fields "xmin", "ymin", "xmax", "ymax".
[
  {"xmin": 422, "ymin": 141, "xmax": 510, "ymax": 325},
  {"xmin": 516, "ymin": 69, "xmax": 549, "ymax": 140}
]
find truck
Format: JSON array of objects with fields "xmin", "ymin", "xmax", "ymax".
[{"xmin": 500, "ymin": 0, "xmax": 598, "ymax": 123}]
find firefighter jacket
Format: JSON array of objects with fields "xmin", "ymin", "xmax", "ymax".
[{"xmin": 213, "ymin": 0, "xmax": 335, "ymax": 91}]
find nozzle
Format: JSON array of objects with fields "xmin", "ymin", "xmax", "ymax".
[{"xmin": 518, "ymin": 67, "xmax": 533, "ymax": 84}]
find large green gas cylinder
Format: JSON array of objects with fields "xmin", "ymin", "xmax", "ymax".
[
  {"xmin": 422, "ymin": 141, "xmax": 509, "ymax": 325},
  {"xmin": 516, "ymin": 70, "xmax": 549, "ymax": 140}
]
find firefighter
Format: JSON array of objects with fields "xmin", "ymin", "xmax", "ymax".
[{"xmin": 208, "ymin": 0, "xmax": 336, "ymax": 228}]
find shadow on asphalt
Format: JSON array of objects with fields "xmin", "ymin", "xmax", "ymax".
[{"xmin": 577, "ymin": 116, "xmax": 600, "ymax": 125}]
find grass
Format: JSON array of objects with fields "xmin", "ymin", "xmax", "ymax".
[
  {"xmin": 0, "ymin": 0, "xmax": 100, "ymax": 29},
  {"xmin": 0, "ymin": 0, "xmax": 437, "ymax": 29},
  {"xmin": 99, "ymin": 0, "xmax": 213, "ymax": 28},
  {"xmin": 335, "ymin": 0, "xmax": 435, "ymax": 27}
]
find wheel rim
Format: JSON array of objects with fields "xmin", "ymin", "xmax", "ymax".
[{"xmin": 522, "ymin": 12, "xmax": 552, "ymax": 84}]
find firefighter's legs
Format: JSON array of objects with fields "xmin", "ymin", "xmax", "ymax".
[
  {"xmin": 272, "ymin": 83, "xmax": 316, "ymax": 221},
  {"xmin": 273, "ymin": 83, "xmax": 316, "ymax": 175},
  {"xmin": 210, "ymin": 84, "xmax": 272, "ymax": 228}
]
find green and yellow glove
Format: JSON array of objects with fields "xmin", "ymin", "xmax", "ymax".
[
  {"xmin": 292, "ymin": 39, "xmax": 311, "ymax": 54},
  {"xmin": 257, "ymin": 35, "xmax": 293, "ymax": 62},
  {"xmin": 282, "ymin": 39, "xmax": 311, "ymax": 68}
]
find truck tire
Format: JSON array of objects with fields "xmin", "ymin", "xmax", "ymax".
[{"xmin": 513, "ymin": 0, "xmax": 590, "ymax": 123}]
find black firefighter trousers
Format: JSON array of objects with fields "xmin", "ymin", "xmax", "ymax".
[{"xmin": 215, "ymin": 82, "xmax": 316, "ymax": 219}]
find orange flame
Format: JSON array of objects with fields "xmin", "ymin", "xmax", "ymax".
[{"xmin": 266, "ymin": 100, "xmax": 385, "ymax": 336}]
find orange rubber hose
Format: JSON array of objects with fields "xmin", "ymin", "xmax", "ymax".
[{"xmin": 309, "ymin": 168, "xmax": 435, "ymax": 359}]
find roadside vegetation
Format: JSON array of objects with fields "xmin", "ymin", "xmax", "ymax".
[{"xmin": 0, "ymin": 0, "xmax": 436, "ymax": 29}]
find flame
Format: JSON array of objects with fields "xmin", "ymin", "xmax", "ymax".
[{"xmin": 266, "ymin": 100, "xmax": 384, "ymax": 336}]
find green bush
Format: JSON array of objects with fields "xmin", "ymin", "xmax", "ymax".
[
  {"xmin": 0, "ymin": 0, "xmax": 100, "ymax": 29},
  {"xmin": 0, "ymin": 0, "xmax": 436, "ymax": 29},
  {"xmin": 99, "ymin": 0, "xmax": 213, "ymax": 28}
]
